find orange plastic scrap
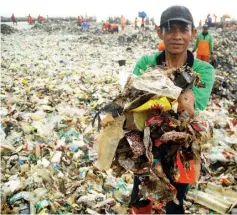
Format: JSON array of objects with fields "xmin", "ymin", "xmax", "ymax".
[
  {"xmin": 175, "ymin": 152, "xmax": 196, "ymax": 183},
  {"xmin": 157, "ymin": 40, "xmax": 165, "ymax": 51}
]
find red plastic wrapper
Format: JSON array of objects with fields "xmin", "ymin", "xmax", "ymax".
[{"xmin": 145, "ymin": 116, "xmax": 165, "ymax": 127}]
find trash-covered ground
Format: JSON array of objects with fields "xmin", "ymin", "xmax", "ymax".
[
  {"xmin": 1, "ymin": 24, "xmax": 19, "ymax": 35},
  {"xmin": 1, "ymin": 23, "xmax": 237, "ymax": 214}
]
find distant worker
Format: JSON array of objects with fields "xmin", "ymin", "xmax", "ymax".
[
  {"xmin": 198, "ymin": 20, "xmax": 202, "ymax": 29},
  {"xmin": 28, "ymin": 14, "xmax": 33, "ymax": 25},
  {"xmin": 37, "ymin": 15, "xmax": 43, "ymax": 24},
  {"xmin": 77, "ymin": 16, "xmax": 82, "ymax": 26},
  {"xmin": 141, "ymin": 17, "xmax": 145, "ymax": 29},
  {"xmin": 192, "ymin": 24, "xmax": 214, "ymax": 63},
  {"xmin": 102, "ymin": 21, "xmax": 110, "ymax": 31},
  {"xmin": 157, "ymin": 40, "xmax": 165, "ymax": 51},
  {"xmin": 11, "ymin": 14, "xmax": 17, "ymax": 25},
  {"xmin": 102, "ymin": 21, "xmax": 118, "ymax": 33},
  {"xmin": 207, "ymin": 14, "xmax": 212, "ymax": 27},
  {"xmin": 120, "ymin": 15, "xmax": 126, "ymax": 32},
  {"xmin": 134, "ymin": 17, "xmax": 139, "ymax": 30},
  {"xmin": 145, "ymin": 17, "xmax": 149, "ymax": 25},
  {"xmin": 45, "ymin": 15, "xmax": 49, "ymax": 23},
  {"xmin": 81, "ymin": 15, "xmax": 84, "ymax": 24},
  {"xmin": 108, "ymin": 24, "xmax": 119, "ymax": 33},
  {"xmin": 150, "ymin": 17, "xmax": 155, "ymax": 26},
  {"xmin": 213, "ymin": 14, "xmax": 217, "ymax": 23}
]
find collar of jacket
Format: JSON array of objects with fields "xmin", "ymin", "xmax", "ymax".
[{"xmin": 156, "ymin": 50, "xmax": 194, "ymax": 68}]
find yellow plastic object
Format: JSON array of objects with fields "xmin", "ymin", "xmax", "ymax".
[
  {"xmin": 22, "ymin": 79, "xmax": 28, "ymax": 85},
  {"xmin": 131, "ymin": 97, "xmax": 171, "ymax": 112}
]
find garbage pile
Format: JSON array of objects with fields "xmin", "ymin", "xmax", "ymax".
[
  {"xmin": 117, "ymin": 30, "xmax": 157, "ymax": 46},
  {"xmin": 29, "ymin": 21, "xmax": 157, "ymax": 48},
  {"xmin": 1, "ymin": 22, "xmax": 237, "ymax": 214},
  {"xmin": 0, "ymin": 27, "xmax": 157, "ymax": 214},
  {"xmin": 211, "ymin": 29, "xmax": 237, "ymax": 104},
  {"xmin": 31, "ymin": 21, "xmax": 93, "ymax": 34},
  {"xmin": 185, "ymin": 111, "xmax": 237, "ymax": 214},
  {"xmin": 1, "ymin": 24, "xmax": 19, "ymax": 35}
]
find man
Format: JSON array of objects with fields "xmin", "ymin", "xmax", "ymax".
[
  {"xmin": 45, "ymin": 15, "xmax": 49, "ymax": 23},
  {"xmin": 102, "ymin": 21, "xmax": 118, "ymax": 33},
  {"xmin": 141, "ymin": 17, "xmax": 145, "ymax": 29},
  {"xmin": 120, "ymin": 15, "xmax": 126, "ymax": 32},
  {"xmin": 11, "ymin": 14, "xmax": 17, "ymax": 25},
  {"xmin": 192, "ymin": 25, "xmax": 214, "ymax": 63},
  {"xmin": 134, "ymin": 17, "xmax": 139, "ymax": 30},
  {"xmin": 198, "ymin": 20, "xmax": 202, "ymax": 29},
  {"xmin": 102, "ymin": 21, "xmax": 110, "ymax": 31},
  {"xmin": 77, "ymin": 16, "xmax": 82, "ymax": 26},
  {"xmin": 108, "ymin": 24, "xmax": 119, "ymax": 33},
  {"xmin": 28, "ymin": 14, "xmax": 33, "ymax": 25},
  {"xmin": 130, "ymin": 5, "xmax": 215, "ymax": 214},
  {"xmin": 37, "ymin": 15, "xmax": 43, "ymax": 24}
]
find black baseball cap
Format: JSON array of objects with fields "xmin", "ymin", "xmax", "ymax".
[
  {"xmin": 203, "ymin": 24, "xmax": 208, "ymax": 30},
  {"xmin": 160, "ymin": 5, "xmax": 194, "ymax": 27}
]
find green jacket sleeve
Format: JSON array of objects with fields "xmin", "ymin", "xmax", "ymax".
[
  {"xmin": 192, "ymin": 59, "xmax": 215, "ymax": 111},
  {"xmin": 133, "ymin": 52, "xmax": 160, "ymax": 76},
  {"xmin": 209, "ymin": 35, "xmax": 214, "ymax": 53}
]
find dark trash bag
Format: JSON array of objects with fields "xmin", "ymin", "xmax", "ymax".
[{"xmin": 118, "ymin": 60, "xmax": 126, "ymax": 66}]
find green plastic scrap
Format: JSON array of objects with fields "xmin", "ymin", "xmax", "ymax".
[
  {"xmin": 28, "ymin": 154, "xmax": 37, "ymax": 162},
  {"xmin": 35, "ymin": 199, "xmax": 50, "ymax": 213},
  {"xmin": 116, "ymin": 178, "xmax": 128, "ymax": 194}
]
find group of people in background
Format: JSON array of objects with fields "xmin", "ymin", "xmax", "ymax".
[
  {"xmin": 134, "ymin": 17, "xmax": 145, "ymax": 30},
  {"xmin": 102, "ymin": 15, "xmax": 151, "ymax": 33},
  {"xmin": 11, "ymin": 12, "xmax": 214, "ymax": 64},
  {"xmin": 10, "ymin": 14, "xmax": 49, "ymax": 25},
  {"xmin": 102, "ymin": 15, "xmax": 126, "ymax": 33}
]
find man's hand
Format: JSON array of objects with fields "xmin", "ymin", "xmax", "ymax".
[{"xmin": 177, "ymin": 89, "xmax": 195, "ymax": 122}]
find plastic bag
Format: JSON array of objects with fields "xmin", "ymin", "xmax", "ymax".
[
  {"xmin": 95, "ymin": 116, "xmax": 125, "ymax": 170},
  {"xmin": 132, "ymin": 67, "xmax": 182, "ymax": 99}
]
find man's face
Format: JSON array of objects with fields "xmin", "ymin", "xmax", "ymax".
[{"xmin": 158, "ymin": 21, "xmax": 196, "ymax": 55}]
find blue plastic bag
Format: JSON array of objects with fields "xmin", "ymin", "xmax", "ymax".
[
  {"xmin": 138, "ymin": 11, "xmax": 147, "ymax": 18},
  {"xmin": 82, "ymin": 23, "xmax": 90, "ymax": 29}
]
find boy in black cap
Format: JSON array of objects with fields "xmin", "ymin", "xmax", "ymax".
[{"xmin": 130, "ymin": 5, "xmax": 215, "ymax": 214}]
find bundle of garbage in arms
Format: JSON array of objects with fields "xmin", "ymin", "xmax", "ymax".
[{"xmin": 92, "ymin": 65, "xmax": 213, "ymax": 204}]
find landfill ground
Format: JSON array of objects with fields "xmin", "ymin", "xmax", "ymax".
[{"xmin": 1, "ymin": 21, "xmax": 237, "ymax": 214}]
